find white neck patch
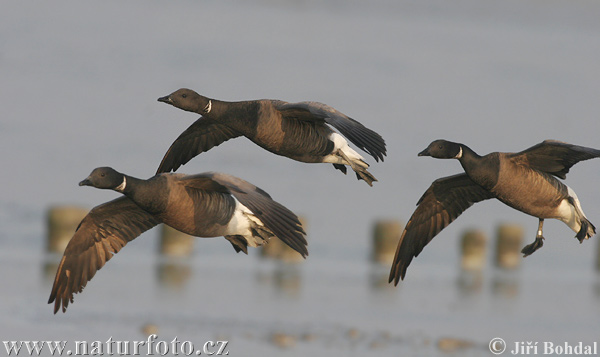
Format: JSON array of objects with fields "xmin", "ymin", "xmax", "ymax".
[
  {"xmin": 455, "ymin": 146, "xmax": 463, "ymax": 159},
  {"xmin": 115, "ymin": 176, "xmax": 127, "ymax": 192},
  {"xmin": 203, "ymin": 100, "xmax": 212, "ymax": 114}
]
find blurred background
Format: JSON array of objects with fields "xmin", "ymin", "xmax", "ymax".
[{"xmin": 1, "ymin": 0, "xmax": 600, "ymax": 355}]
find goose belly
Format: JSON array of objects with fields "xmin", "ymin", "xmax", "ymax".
[
  {"xmin": 159, "ymin": 194, "xmax": 234, "ymax": 238},
  {"xmin": 492, "ymin": 167, "xmax": 565, "ymax": 219},
  {"xmin": 253, "ymin": 136, "xmax": 334, "ymax": 163},
  {"xmin": 251, "ymin": 117, "xmax": 334, "ymax": 162}
]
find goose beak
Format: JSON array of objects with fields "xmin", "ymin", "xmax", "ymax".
[
  {"xmin": 157, "ymin": 96, "xmax": 172, "ymax": 104},
  {"xmin": 418, "ymin": 148, "xmax": 431, "ymax": 157},
  {"xmin": 79, "ymin": 178, "xmax": 92, "ymax": 186}
]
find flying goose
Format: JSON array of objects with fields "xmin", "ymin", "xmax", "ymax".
[
  {"xmin": 389, "ymin": 140, "xmax": 600, "ymax": 284},
  {"xmin": 156, "ymin": 89, "xmax": 386, "ymax": 186},
  {"xmin": 48, "ymin": 167, "xmax": 306, "ymax": 313}
]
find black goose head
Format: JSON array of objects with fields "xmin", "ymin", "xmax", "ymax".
[
  {"xmin": 79, "ymin": 167, "xmax": 125, "ymax": 190},
  {"xmin": 157, "ymin": 88, "xmax": 211, "ymax": 114},
  {"xmin": 418, "ymin": 140, "xmax": 463, "ymax": 159}
]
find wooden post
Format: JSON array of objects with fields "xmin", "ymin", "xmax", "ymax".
[
  {"xmin": 46, "ymin": 206, "xmax": 88, "ymax": 253},
  {"xmin": 159, "ymin": 224, "xmax": 194, "ymax": 257},
  {"xmin": 596, "ymin": 238, "xmax": 600, "ymax": 272},
  {"xmin": 371, "ymin": 220, "xmax": 402, "ymax": 265},
  {"xmin": 260, "ymin": 216, "xmax": 307, "ymax": 263},
  {"xmin": 495, "ymin": 224, "xmax": 523, "ymax": 269},
  {"xmin": 460, "ymin": 229, "xmax": 487, "ymax": 271}
]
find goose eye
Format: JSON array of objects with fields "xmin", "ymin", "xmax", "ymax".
[
  {"xmin": 100, "ymin": 173, "xmax": 105, "ymax": 177},
  {"xmin": 438, "ymin": 145, "xmax": 443, "ymax": 150},
  {"xmin": 182, "ymin": 94, "xmax": 187, "ymax": 98}
]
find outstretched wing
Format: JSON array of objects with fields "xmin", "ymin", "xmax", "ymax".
[
  {"xmin": 274, "ymin": 101, "xmax": 386, "ymax": 162},
  {"xmin": 389, "ymin": 174, "xmax": 494, "ymax": 285},
  {"xmin": 510, "ymin": 140, "xmax": 600, "ymax": 179},
  {"xmin": 156, "ymin": 117, "xmax": 241, "ymax": 174},
  {"xmin": 48, "ymin": 197, "xmax": 160, "ymax": 313},
  {"xmin": 181, "ymin": 172, "xmax": 308, "ymax": 257}
]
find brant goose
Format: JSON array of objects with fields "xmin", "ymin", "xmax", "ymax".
[
  {"xmin": 156, "ymin": 89, "xmax": 386, "ymax": 186},
  {"xmin": 48, "ymin": 167, "xmax": 306, "ymax": 313},
  {"xmin": 389, "ymin": 140, "xmax": 600, "ymax": 284}
]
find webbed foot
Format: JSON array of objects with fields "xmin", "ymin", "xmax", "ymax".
[
  {"xmin": 575, "ymin": 220, "xmax": 592, "ymax": 243},
  {"xmin": 336, "ymin": 150, "xmax": 377, "ymax": 186},
  {"xmin": 332, "ymin": 163, "xmax": 347, "ymax": 175},
  {"xmin": 521, "ymin": 236, "xmax": 544, "ymax": 257}
]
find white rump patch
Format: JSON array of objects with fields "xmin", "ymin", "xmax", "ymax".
[
  {"xmin": 115, "ymin": 177, "xmax": 127, "ymax": 192},
  {"xmin": 224, "ymin": 198, "xmax": 265, "ymax": 247},
  {"xmin": 556, "ymin": 185, "xmax": 587, "ymax": 233},
  {"xmin": 568, "ymin": 186, "xmax": 588, "ymax": 219},
  {"xmin": 323, "ymin": 132, "xmax": 365, "ymax": 166}
]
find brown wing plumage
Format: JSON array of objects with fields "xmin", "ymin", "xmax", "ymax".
[
  {"xmin": 274, "ymin": 101, "xmax": 386, "ymax": 162},
  {"xmin": 48, "ymin": 197, "xmax": 160, "ymax": 313},
  {"xmin": 511, "ymin": 140, "xmax": 600, "ymax": 179},
  {"xmin": 389, "ymin": 174, "xmax": 494, "ymax": 285},
  {"xmin": 182, "ymin": 172, "xmax": 308, "ymax": 257},
  {"xmin": 156, "ymin": 117, "xmax": 241, "ymax": 174}
]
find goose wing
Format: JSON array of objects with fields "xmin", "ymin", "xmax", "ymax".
[
  {"xmin": 156, "ymin": 117, "xmax": 241, "ymax": 174},
  {"xmin": 48, "ymin": 197, "xmax": 160, "ymax": 313},
  {"xmin": 274, "ymin": 101, "xmax": 386, "ymax": 162},
  {"xmin": 511, "ymin": 140, "xmax": 600, "ymax": 179},
  {"xmin": 180, "ymin": 173, "xmax": 307, "ymax": 257},
  {"xmin": 389, "ymin": 174, "xmax": 494, "ymax": 285}
]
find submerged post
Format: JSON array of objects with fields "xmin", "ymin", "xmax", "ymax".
[
  {"xmin": 371, "ymin": 220, "xmax": 402, "ymax": 265},
  {"xmin": 596, "ymin": 239, "xmax": 600, "ymax": 272},
  {"xmin": 261, "ymin": 216, "xmax": 307, "ymax": 263},
  {"xmin": 495, "ymin": 224, "xmax": 523, "ymax": 269},
  {"xmin": 460, "ymin": 229, "xmax": 487, "ymax": 271},
  {"xmin": 46, "ymin": 205, "xmax": 88, "ymax": 253},
  {"xmin": 159, "ymin": 224, "xmax": 194, "ymax": 257}
]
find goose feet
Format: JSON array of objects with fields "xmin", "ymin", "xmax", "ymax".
[
  {"xmin": 522, "ymin": 236, "xmax": 544, "ymax": 257},
  {"xmin": 575, "ymin": 219, "xmax": 592, "ymax": 243},
  {"xmin": 333, "ymin": 164, "xmax": 347, "ymax": 174},
  {"xmin": 335, "ymin": 150, "xmax": 377, "ymax": 186}
]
